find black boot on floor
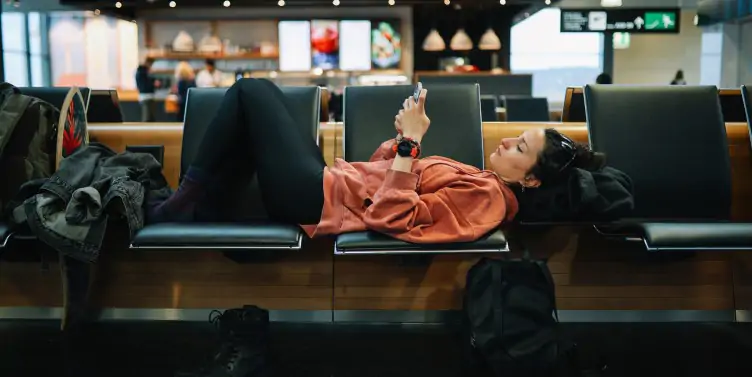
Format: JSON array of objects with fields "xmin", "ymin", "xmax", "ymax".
[{"xmin": 176, "ymin": 306, "xmax": 271, "ymax": 377}]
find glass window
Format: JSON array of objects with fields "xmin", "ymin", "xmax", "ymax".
[
  {"xmin": 28, "ymin": 12, "xmax": 43, "ymax": 55},
  {"xmin": 2, "ymin": 13, "xmax": 27, "ymax": 52},
  {"xmin": 510, "ymin": 8, "xmax": 603, "ymax": 104},
  {"xmin": 30, "ymin": 55, "xmax": 45, "ymax": 87},
  {"xmin": 4, "ymin": 52, "xmax": 29, "ymax": 86}
]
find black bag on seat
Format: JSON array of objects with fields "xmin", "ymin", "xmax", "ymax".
[{"xmin": 463, "ymin": 257, "xmax": 577, "ymax": 377}]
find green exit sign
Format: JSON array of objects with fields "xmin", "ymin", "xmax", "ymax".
[{"xmin": 643, "ymin": 12, "xmax": 678, "ymax": 30}]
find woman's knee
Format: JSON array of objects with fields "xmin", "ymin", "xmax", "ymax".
[{"xmin": 233, "ymin": 78, "xmax": 266, "ymax": 93}]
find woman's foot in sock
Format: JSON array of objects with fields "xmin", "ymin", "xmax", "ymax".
[{"xmin": 149, "ymin": 167, "xmax": 210, "ymax": 223}]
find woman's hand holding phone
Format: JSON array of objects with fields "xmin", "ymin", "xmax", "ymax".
[{"xmin": 394, "ymin": 89, "xmax": 429, "ymax": 143}]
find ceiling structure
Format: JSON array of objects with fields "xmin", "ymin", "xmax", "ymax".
[
  {"xmin": 58, "ymin": 0, "xmax": 556, "ymax": 7},
  {"xmin": 49, "ymin": 0, "xmax": 555, "ymax": 20}
]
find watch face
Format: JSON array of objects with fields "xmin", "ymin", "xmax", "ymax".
[{"xmin": 397, "ymin": 140, "xmax": 413, "ymax": 157}]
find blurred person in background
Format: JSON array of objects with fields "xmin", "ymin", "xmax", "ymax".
[
  {"xmin": 595, "ymin": 73, "xmax": 612, "ymax": 85},
  {"xmin": 196, "ymin": 59, "xmax": 223, "ymax": 88},
  {"xmin": 670, "ymin": 70, "xmax": 687, "ymax": 85},
  {"xmin": 174, "ymin": 61, "xmax": 196, "ymax": 122},
  {"xmin": 135, "ymin": 57, "xmax": 162, "ymax": 122}
]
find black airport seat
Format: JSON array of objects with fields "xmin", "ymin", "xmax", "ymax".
[
  {"xmin": 19, "ymin": 87, "xmax": 91, "ymax": 110},
  {"xmin": 718, "ymin": 88, "xmax": 747, "ymax": 123},
  {"xmin": 503, "ymin": 96, "xmax": 550, "ymax": 122},
  {"xmin": 584, "ymin": 84, "xmax": 752, "ymax": 251},
  {"xmin": 0, "ymin": 223, "xmax": 9, "ymax": 248},
  {"xmin": 562, "ymin": 87, "xmax": 585, "ymax": 122},
  {"xmin": 130, "ymin": 84, "xmax": 321, "ymax": 250},
  {"xmin": 741, "ymin": 85, "xmax": 752, "ymax": 135},
  {"xmin": 480, "ymin": 95, "xmax": 499, "ymax": 121},
  {"xmin": 87, "ymin": 89, "xmax": 124, "ymax": 122},
  {"xmin": 335, "ymin": 84, "xmax": 508, "ymax": 255}
]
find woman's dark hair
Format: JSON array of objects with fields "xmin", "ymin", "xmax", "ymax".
[
  {"xmin": 595, "ymin": 73, "xmax": 612, "ymax": 84},
  {"xmin": 675, "ymin": 69, "xmax": 684, "ymax": 80},
  {"xmin": 528, "ymin": 129, "xmax": 606, "ymax": 184}
]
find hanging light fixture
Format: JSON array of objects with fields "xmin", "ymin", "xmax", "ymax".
[
  {"xmin": 450, "ymin": 29, "xmax": 473, "ymax": 51},
  {"xmin": 600, "ymin": 0, "xmax": 622, "ymax": 7},
  {"xmin": 422, "ymin": 29, "xmax": 446, "ymax": 51},
  {"xmin": 478, "ymin": 28, "xmax": 501, "ymax": 50}
]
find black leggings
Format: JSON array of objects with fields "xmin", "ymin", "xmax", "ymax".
[{"xmin": 192, "ymin": 79, "xmax": 326, "ymax": 224}]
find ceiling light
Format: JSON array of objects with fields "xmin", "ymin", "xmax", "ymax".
[
  {"xmin": 545, "ymin": 0, "xmax": 551, "ymax": 4},
  {"xmin": 499, "ymin": 0, "xmax": 506, "ymax": 5},
  {"xmin": 94, "ymin": 8, "xmax": 100, "ymax": 15},
  {"xmin": 444, "ymin": 0, "xmax": 450, "ymax": 4},
  {"xmin": 333, "ymin": 0, "xmax": 340, "ymax": 5},
  {"xmin": 422, "ymin": 29, "xmax": 446, "ymax": 51},
  {"xmin": 278, "ymin": 0, "xmax": 285, "ymax": 5},
  {"xmin": 169, "ymin": 1, "xmax": 176, "ymax": 7},
  {"xmin": 600, "ymin": 0, "xmax": 622, "ymax": 7},
  {"xmin": 115, "ymin": 1, "xmax": 122, "ymax": 8},
  {"xmin": 223, "ymin": 0, "xmax": 230, "ymax": 6},
  {"xmin": 449, "ymin": 29, "xmax": 473, "ymax": 51},
  {"xmin": 478, "ymin": 28, "xmax": 501, "ymax": 50},
  {"xmin": 388, "ymin": 0, "xmax": 394, "ymax": 4}
]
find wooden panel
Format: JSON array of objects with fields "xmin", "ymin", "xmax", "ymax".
[
  {"xmin": 0, "ymin": 237, "xmax": 334, "ymax": 310},
  {"xmin": 90, "ymin": 123, "xmax": 184, "ymax": 188},
  {"xmin": 1, "ymin": 121, "xmax": 750, "ymax": 312}
]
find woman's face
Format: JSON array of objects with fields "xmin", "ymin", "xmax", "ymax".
[{"xmin": 489, "ymin": 128, "xmax": 546, "ymax": 187}]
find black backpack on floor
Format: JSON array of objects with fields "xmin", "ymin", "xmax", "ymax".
[{"xmin": 462, "ymin": 257, "xmax": 583, "ymax": 377}]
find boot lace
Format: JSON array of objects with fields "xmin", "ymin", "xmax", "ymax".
[{"xmin": 189, "ymin": 310, "xmax": 243, "ymax": 376}]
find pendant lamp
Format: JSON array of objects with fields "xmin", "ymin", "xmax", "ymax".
[
  {"xmin": 450, "ymin": 28, "xmax": 473, "ymax": 51},
  {"xmin": 600, "ymin": 0, "xmax": 622, "ymax": 6},
  {"xmin": 478, "ymin": 28, "xmax": 501, "ymax": 50},
  {"xmin": 422, "ymin": 29, "xmax": 446, "ymax": 51}
]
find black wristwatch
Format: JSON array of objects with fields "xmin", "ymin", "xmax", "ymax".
[{"xmin": 392, "ymin": 134, "xmax": 421, "ymax": 158}]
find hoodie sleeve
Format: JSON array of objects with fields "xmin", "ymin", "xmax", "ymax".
[
  {"xmin": 368, "ymin": 139, "xmax": 397, "ymax": 162},
  {"xmin": 362, "ymin": 169, "xmax": 509, "ymax": 243}
]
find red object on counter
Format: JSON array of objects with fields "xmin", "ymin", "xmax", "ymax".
[{"xmin": 449, "ymin": 65, "xmax": 480, "ymax": 73}]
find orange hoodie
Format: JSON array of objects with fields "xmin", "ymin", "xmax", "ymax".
[{"xmin": 301, "ymin": 140, "xmax": 519, "ymax": 243}]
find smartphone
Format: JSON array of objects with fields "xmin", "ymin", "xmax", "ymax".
[{"xmin": 413, "ymin": 82, "xmax": 423, "ymax": 103}]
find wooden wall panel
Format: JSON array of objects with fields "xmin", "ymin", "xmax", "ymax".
[
  {"xmin": 1, "ymin": 121, "xmax": 750, "ymax": 313},
  {"xmin": 90, "ymin": 123, "xmax": 183, "ymax": 188},
  {"xmin": 0, "ymin": 238, "xmax": 334, "ymax": 310}
]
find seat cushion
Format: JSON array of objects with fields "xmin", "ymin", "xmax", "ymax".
[
  {"xmin": 639, "ymin": 222, "xmax": 752, "ymax": 251},
  {"xmin": 0, "ymin": 223, "xmax": 9, "ymax": 247},
  {"xmin": 335, "ymin": 229, "xmax": 507, "ymax": 254},
  {"xmin": 131, "ymin": 223, "xmax": 302, "ymax": 249}
]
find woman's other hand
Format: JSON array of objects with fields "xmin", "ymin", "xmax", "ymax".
[{"xmin": 398, "ymin": 89, "xmax": 429, "ymax": 142}]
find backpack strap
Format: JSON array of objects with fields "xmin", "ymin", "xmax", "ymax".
[
  {"xmin": 491, "ymin": 261, "xmax": 507, "ymax": 339},
  {"xmin": 535, "ymin": 261, "xmax": 560, "ymax": 322},
  {"xmin": 0, "ymin": 91, "xmax": 33, "ymax": 158},
  {"xmin": 0, "ymin": 82, "xmax": 20, "ymax": 100}
]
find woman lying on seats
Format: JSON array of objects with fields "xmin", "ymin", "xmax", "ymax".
[{"xmin": 150, "ymin": 79, "xmax": 608, "ymax": 243}]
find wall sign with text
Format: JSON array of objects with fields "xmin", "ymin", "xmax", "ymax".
[{"xmin": 560, "ymin": 8, "xmax": 681, "ymax": 33}]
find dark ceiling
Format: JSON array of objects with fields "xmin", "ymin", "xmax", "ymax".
[
  {"xmin": 60, "ymin": 0, "xmax": 550, "ymax": 7},
  {"xmin": 53, "ymin": 0, "xmax": 552, "ymax": 23}
]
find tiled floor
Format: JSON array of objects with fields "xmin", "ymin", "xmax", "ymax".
[{"xmin": 1, "ymin": 320, "xmax": 752, "ymax": 377}]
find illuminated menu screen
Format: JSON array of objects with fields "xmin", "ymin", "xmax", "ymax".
[
  {"xmin": 339, "ymin": 20, "xmax": 372, "ymax": 71},
  {"xmin": 278, "ymin": 21, "xmax": 312, "ymax": 72},
  {"xmin": 371, "ymin": 20, "xmax": 402, "ymax": 69},
  {"xmin": 311, "ymin": 20, "xmax": 339, "ymax": 70}
]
